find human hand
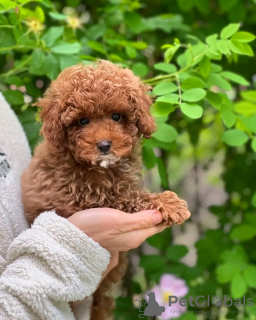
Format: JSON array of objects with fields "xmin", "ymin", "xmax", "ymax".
[{"xmin": 67, "ymin": 208, "xmax": 166, "ymax": 252}]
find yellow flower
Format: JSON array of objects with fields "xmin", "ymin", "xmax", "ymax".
[
  {"xmin": 27, "ymin": 19, "xmax": 44, "ymax": 34},
  {"xmin": 66, "ymin": 16, "xmax": 82, "ymax": 30}
]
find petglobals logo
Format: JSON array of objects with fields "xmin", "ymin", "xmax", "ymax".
[
  {"xmin": 169, "ymin": 295, "xmax": 254, "ymax": 308},
  {"xmin": 134, "ymin": 294, "xmax": 254, "ymax": 319}
]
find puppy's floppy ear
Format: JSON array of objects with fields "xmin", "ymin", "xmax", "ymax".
[
  {"xmin": 36, "ymin": 85, "xmax": 65, "ymax": 150},
  {"xmin": 135, "ymin": 90, "xmax": 156, "ymax": 139}
]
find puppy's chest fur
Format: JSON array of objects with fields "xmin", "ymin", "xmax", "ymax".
[{"xmin": 22, "ymin": 142, "xmax": 144, "ymax": 222}]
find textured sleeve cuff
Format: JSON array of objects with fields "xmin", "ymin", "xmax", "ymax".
[
  {"xmin": 4, "ymin": 211, "xmax": 110, "ymax": 302},
  {"xmin": 33, "ymin": 211, "xmax": 111, "ymax": 273}
]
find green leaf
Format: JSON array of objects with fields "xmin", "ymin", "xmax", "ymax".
[
  {"xmin": 181, "ymin": 88, "xmax": 206, "ymax": 102},
  {"xmin": 252, "ymin": 194, "xmax": 256, "ymax": 207},
  {"xmin": 109, "ymin": 53, "xmax": 123, "ymax": 62},
  {"xmin": 229, "ymin": 40, "xmax": 245, "ymax": 54},
  {"xmin": 221, "ymin": 106, "xmax": 236, "ymax": 128},
  {"xmin": 130, "ymin": 41, "xmax": 147, "ymax": 50},
  {"xmin": 166, "ymin": 245, "xmax": 188, "ymax": 262},
  {"xmin": 229, "ymin": 41, "xmax": 254, "ymax": 56},
  {"xmin": 51, "ymin": 42, "xmax": 81, "ymax": 54},
  {"xmin": 0, "ymin": 15, "xmax": 8, "ymax": 24},
  {"xmin": 199, "ymin": 56, "xmax": 211, "ymax": 78},
  {"xmin": 241, "ymin": 90, "xmax": 256, "ymax": 103},
  {"xmin": 140, "ymin": 255, "xmax": 166, "ymax": 274},
  {"xmin": 146, "ymin": 229, "xmax": 171, "ymax": 250},
  {"xmin": 42, "ymin": 26, "xmax": 64, "ymax": 47},
  {"xmin": 207, "ymin": 73, "xmax": 232, "ymax": 91},
  {"xmin": 142, "ymin": 146, "xmax": 156, "ymax": 169},
  {"xmin": 222, "ymin": 129, "xmax": 248, "ymax": 147},
  {"xmin": 238, "ymin": 115, "xmax": 256, "ymax": 133},
  {"xmin": 3, "ymin": 90, "xmax": 24, "ymax": 105},
  {"xmin": 157, "ymin": 157, "xmax": 168, "ymax": 189},
  {"xmin": 217, "ymin": 40, "xmax": 230, "ymax": 54},
  {"xmin": 87, "ymin": 41, "xmax": 107, "ymax": 55},
  {"xmin": 245, "ymin": 213, "xmax": 256, "ymax": 225},
  {"xmin": 220, "ymin": 23, "xmax": 240, "ymax": 40},
  {"xmin": 244, "ymin": 265, "xmax": 256, "ymax": 288},
  {"xmin": 131, "ymin": 63, "xmax": 148, "ymax": 77},
  {"xmin": 156, "ymin": 94, "xmax": 179, "ymax": 104},
  {"xmin": 18, "ymin": 108, "xmax": 41, "ymax": 150},
  {"xmin": 234, "ymin": 101, "xmax": 256, "ymax": 116},
  {"xmin": 154, "ymin": 63, "xmax": 177, "ymax": 74},
  {"xmin": 217, "ymin": 263, "xmax": 240, "ymax": 283},
  {"xmin": 231, "ymin": 32, "xmax": 256, "ymax": 43},
  {"xmin": 220, "ymin": 71, "xmax": 249, "ymax": 85},
  {"xmin": 86, "ymin": 24, "xmax": 106, "ymax": 40},
  {"xmin": 30, "ymin": 49, "xmax": 45, "ymax": 69},
  {"xmin": 206, "ymin": 34, "xmax": 218, "ymax": 46},
  {"xmin": 153, "ymin": 82, "xmax": 178, "ymax": 95},
  {"xmin": 252, "ymin": 138, "xmax": 256, "ymax": 152},
  {"xmin": 124, "ymin": 12, "xmax": 144, "ymax": 34},
  {"xmin": 206, "ymin": 92, "xmax": 222, "ymax": 109},
  {"xmin": 152, "ymin": 102, "xmax": 175, "ymax": 116},
  {"xmin": 178, "ymin": 0, "xmax": 194, "ymax": 11},
  {"xmin": 60, "ymin": 55, "xmax": 79, "ymax": 70},
  {"xmin": 35, "ymin": 6, "xmax": 45, "ymax": 22},
  {"xmin": 180, "ymin": 103, "xmax": 203, "ymax": 119},
  {"xmin": 44, "ymin": 53, "xmax": 59, "ymax": 79},
  {"xmin": 6, "ymin": 76, "xmax": 23, "ymax": 87},
  {"xmin": 125, "ymin": 46, "xmax": 137, "ymax": 58},
  {"xmin": 219, "ymin": 0, "xmax": 238, "ymax": 11},
  {"xmin": 164, "ymin": 45, "xmax": 180, "ymax": 63},
  {"xmin": 231, "ymin": 275, "xmax": 247, "ymax": 299},
  {"xmin": 221, "ymin": 246, "xmax": 248, "ymax": 265},
  {"xmin": 152, "ymin": 124, "xmax": 178, "ymax": 142},
  {"xmin": 181, "ymin": 77, "xmax": 205, "ymax": 90},
  {"xmin": 230, "ymin": 224, "xmax": 256, "ymax": 241},
  {"xmin": 211, "ymin": 63, "xmax": 222, "ymax": 72},
  {"xmin": 49, "ymin": 12, "xmax": 67, "ymax": 20},
  {"xmin": 241, "ymin": 43, "xmax": 254, "ymax": 56},
  {"xmin": 194, "ymin": 0, "xmax": 210, "ymax": 14},
  {"xmin": 151, "ymin": 103, "xmax": 173, "ymax": 117}
]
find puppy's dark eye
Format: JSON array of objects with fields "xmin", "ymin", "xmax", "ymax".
[
  {"xmin": 79, "ymin": 118, "xmax": 89, "ymax": 126},
  {"xmin": 112, "ymin": 113, "xmax": 121, "ymax": 122}
]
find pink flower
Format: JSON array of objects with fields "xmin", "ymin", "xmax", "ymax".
[{"xmin": 146, "ymin": 274, "xmax": 189, "ymax": 319}]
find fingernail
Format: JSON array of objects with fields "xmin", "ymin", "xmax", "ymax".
[{"xmin": 153, "ymin": 211, "xmax": 163, "ymax": 225}]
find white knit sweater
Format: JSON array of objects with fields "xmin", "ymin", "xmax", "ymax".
[{"xmin": 0, "ymin": 93, "xmax": 110, "ymax": 320}]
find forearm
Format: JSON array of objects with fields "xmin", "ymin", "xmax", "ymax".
[{"xmin": 0, "ymin": 211, "xmax": 110, "ymax": 320}]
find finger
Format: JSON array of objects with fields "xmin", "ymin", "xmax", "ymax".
[
  {"xmin": 116, "ymin": 210, "xmax": 163, "ymax": 233},
  {"xmin": 141, "ymin": 225, "xmax": 167, "ymax": 241},
  {"xmin": 120, "ymin": 225, "xmax": 167, "ymax": 250}
]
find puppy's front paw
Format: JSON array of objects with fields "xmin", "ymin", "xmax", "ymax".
[{"xmin": 156, "ymin": 191, "xmax": 191, "ymax": 226}]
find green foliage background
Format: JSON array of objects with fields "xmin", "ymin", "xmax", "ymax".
[{"xmin": 1, "ymin": 0, "xmax": 256, "ymax": 319}]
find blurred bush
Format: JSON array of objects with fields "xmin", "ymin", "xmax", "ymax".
[{"xmin": 1, "ymin": 0, "xmax": 256, "ymax": 319}]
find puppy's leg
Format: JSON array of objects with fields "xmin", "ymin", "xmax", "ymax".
[{"xmin": 127, "ymin": 190, "xmax": 191, "ymax": 226}]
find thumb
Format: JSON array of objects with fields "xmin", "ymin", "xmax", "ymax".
[{"xmin": 117, "ymin": 210, "xmax": 163, "ymax": 233}]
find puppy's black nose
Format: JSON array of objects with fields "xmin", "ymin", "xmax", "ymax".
[{"xmin": 97, "ymin": 140, "xmax": 112, "ymax": 153}]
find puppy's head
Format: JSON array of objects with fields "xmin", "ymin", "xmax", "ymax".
[{"xmin": 37, "ymin": 61, "xmax": 156, "ymax": 167}]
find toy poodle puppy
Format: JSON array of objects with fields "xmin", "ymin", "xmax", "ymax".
[{"xmin": 21, "ymin": 60, "xmax": 191, "ymax": 320}]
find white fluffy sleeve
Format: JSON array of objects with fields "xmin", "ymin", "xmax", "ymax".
[{"xmin": 0, "ymin": 211, "xmax": 110, "ymax": 320}]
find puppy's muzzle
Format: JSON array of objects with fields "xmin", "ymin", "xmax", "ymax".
[{"xmin": 97, "ymin": 140, "xmax": 112, "ymax": 154}]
